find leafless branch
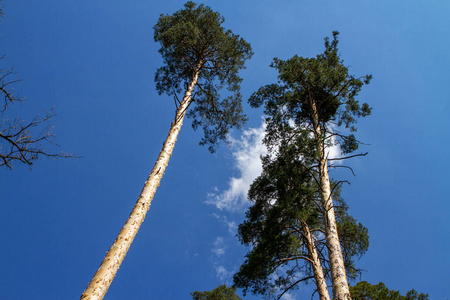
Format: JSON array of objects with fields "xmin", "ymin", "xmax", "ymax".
[
  {"xmin": 329, "ymin": 164, "xmax": 356, "ymax": 176},
  {"xmin": 327, "ymin": 152, "xmax": 368, "ymax": 161},
  {"xmin": 276, "ymin": 276, "xmax": 315, "ymax": 300},
  {"xmin": 0, "ymin": 58, "xmax": 74, "ymax": 169}
]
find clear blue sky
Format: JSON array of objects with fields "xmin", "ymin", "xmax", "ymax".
[{"xmin": 1, "ymin": 1, "xmax": 449, "ymax": 299}]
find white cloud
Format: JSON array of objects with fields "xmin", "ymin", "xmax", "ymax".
[
  {"xmin": 214, "ymin": 265, "xmax": 233, "ymax": 282},
  {"xmin": 212, "ymin": 236, "xmax": 226, "ymax": 256},
  {"xmin": 326, "ymin": 125, "xmax": 343, "ymax": 163},
  {"xmin": 326, "ymin": 140, "xmax": 342, "ymax": 161},
  {"xmin": 211, "ymin": 236, "xmax": 238, "ymax": 283},
  {"xmin": 212, "ymin": 213, "xmax": 238, "ymax": 234},
  {"xmin": 206, "ymin": 123, "xmax": 267, "ymax": 212},
  {"xmin": 281, "ymin": 293, "xmax": 296, "ymax": 300},
  {"xmin": 206, "ymin": 121, "xmax": 345, "ymax": 214}
]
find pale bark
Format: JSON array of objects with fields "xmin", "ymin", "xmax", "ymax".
[
  {"xmin": 80, "ymin": 63, "xmax": 202, "ymax": 300},
  {"xmin": 301, "ymin": 221, "xmax": 331, "ymax": 300},
  {"xmin": 318, "ymin": 155, "xmax": 351, "ymax": 300},
  {"xmin": 310, "ymin": 99, "xmax": 351, "ymax": 300}
]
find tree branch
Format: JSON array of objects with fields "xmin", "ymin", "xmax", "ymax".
[
  {"xmin": 277, "ymin": 276, "xmax": 315, "ymax": 300},
  {"xmin": 327, "ymin": 152, "xmax": 368, "ymax": 161}
]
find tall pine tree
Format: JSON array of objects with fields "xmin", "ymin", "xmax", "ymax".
[
  {"xmin": 247, "ymin": 32, "xmax": 371, "ymax": 300},
  {"xmin": 81, "ymin": 3, "xmax": 252, "ymax": 299}
]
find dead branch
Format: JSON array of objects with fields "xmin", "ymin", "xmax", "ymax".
[
  {"xmin": 327, "ymin": 152, "xmax": 368, "ymax": 161},
  {"xmin": 0, "ymin": 58, "xmax": 74, "ymax": 169}
]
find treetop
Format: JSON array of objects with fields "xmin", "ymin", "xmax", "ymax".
[
  {"xmin": 154, "ymin": 2, "xmax": 253, "ymax": 152},
  {"xmin": 249, "ymin": 32, "xmax": 371, "ymax": 155}
]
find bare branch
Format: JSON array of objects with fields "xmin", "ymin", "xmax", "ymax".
[
  {"xmin": 0, "ymin": 58, "xmax": 74, "ymax": 169},
  {"xmin": 327, "ymin": 152, "xmax": 368, "ymax": 162},
  {"xmin": 329, "ymin": 164, "xmax": 356, "ymax": 176},
  {"xmin": 276, "ymin": 276, "xmax": 315, "ymax": 300}
]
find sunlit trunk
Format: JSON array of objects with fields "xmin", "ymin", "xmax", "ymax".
[
  {"xmin": 310, "ymin": 100, "xmax": 351, "ymax": 300},
  {"xmin": 318, "ymin": 154, "xmax": 351, "ymax": 300},
  {"xmin": 80, "ymin": 63, "xmax": 202, "ymax": 300},
  {"xmin": 301, "ymin": 220, "xmax": 331, "ymax": 300}
]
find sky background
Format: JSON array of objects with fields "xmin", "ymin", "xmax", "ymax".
[{"xmin": 1, "ymin": 1, "xmax": 449, "ymax": 299}]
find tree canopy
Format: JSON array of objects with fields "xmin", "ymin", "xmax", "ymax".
[
  {"xmin": 191, "ymin": 285, "xmax": 242, "ymax": 300},
  {"xmin": 249, "ymin": 31, "xmax": 371, "ymax": 156},
  {"xmin": 234, "ymin": 143, "xmax": 369, "ymax": 299},
  {"xmin": 350, "ymin": 281, "xmax": 429, "ymax": 300},
  {"xmin": 154, "ymin": 1, "xmax": 253, "ymax": 152},
  {"xmin": 240, "ymin": 32, "xmax": 372, "ymax": 300}
]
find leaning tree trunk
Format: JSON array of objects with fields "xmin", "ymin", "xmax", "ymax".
[
  {"xmin": 80, "ymin": 63, "xmax": 202, "ymax": 300},
  {"xmin": 301, "ymin": 220, "xmax": 331, "ymax": 300},
  {"xmin": 310, "ymin": 101, "xmax": 351, "ymax": 300}
]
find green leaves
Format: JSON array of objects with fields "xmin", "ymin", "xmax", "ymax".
[
  {"xmin": 350, "ymin": 281, "xmax": 429, "ymax": 300},
  {"xmin": 191, "ymin": 284, "xmax": 242, "ymax": 300},
  {"xmin": 234, "ymin": 32, "xmax": 372, "ymax": 298},
  {"xmin": 234, "ymin": 147, "xmax": 319, "ymax": 296},
  {"xmin": 251, "ymin": 32, "xmax": 371, "ymax": 156},
  {"xmin": 154, "ymin": 2, "xmax": 253, "ymax": 152},
  {"xmin": 234, "ymin": 142, "xmax": 369, "ymax": 297}
]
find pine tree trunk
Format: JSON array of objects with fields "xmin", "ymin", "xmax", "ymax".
[
  {"xmin": 301, "ymin": 220, "xmax": 331, "ymax": 300},
  {"xmin": 310, "ymin": 100, "xmax": 351, "ymax": 300},
  {"xmin": 80, "ymin": 64, "xmax": 202, "ymax": 300},
  {"xmin": 318, "ymin": 155, "xmax": 351, "ymax": 300}
]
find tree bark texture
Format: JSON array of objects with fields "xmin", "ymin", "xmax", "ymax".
[
  {"xmin": 310, "ymin": 100, "xmax": 351, "ymax": 300},
  {"xmin": 301, "ymin": 220, "xmax": 331, "ymax": 300},
  {"xmin": 80, "ymin": 65, "xmax": 202, "ymax": 300},
  {"xmin": 318, "ymin": 154, "xmax": 351, "ymax": 300}
]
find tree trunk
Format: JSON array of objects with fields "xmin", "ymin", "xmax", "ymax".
[
  {"xmin": 301, "ymin": 220, "xmax": 331, "ymax": 300},
  {"xmin": 318, "ymin": 154, "xmax": 351, "ymax": 300},
  {"xmin": 310, "ymin": 100, "xmax": 351, "ymax": 300},
  {"xmin": 80, "ymin": 64, "xmax": 202, "ymax": 300}
]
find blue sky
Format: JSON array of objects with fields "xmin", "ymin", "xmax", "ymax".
[{"xmin": 1, "ymin": 1, "xmax": 449, "ymax": 299}]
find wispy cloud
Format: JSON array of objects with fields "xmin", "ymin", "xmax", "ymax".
[
  {"xmin": 206, "ymin": 124, "xmax": 267, "ymax": 212},
  {"xmin": 211, "ymin": 236, "xmax": 238, "ymax": 283},
  {"xmin": 214, "ymin": 264, "xmax": 234, "ymax": 282},
  {"xmin": 206, "ymin": 123, "xmax": 268, "ymax": 285},
  {"xmin": 327, "ymin": 141, "xmax": 341, "ymax": 160},
  {"xmin": 212, "ymin": 236, "xmax": 226, "ymax": 256},
  {"xmin": 326, "ymin": 125, "xmax": 344, "ymax": 163},
  {"xmin": 206, "ymin": 121, "xmax": 344, "ymax": 212},
  {"xmin": 281, "ymin": 293, "xmax": 296, "ymax": 300},
  {"xmin": 212, "ymin": 213, "xmax": 238, "ymax": 234}
]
